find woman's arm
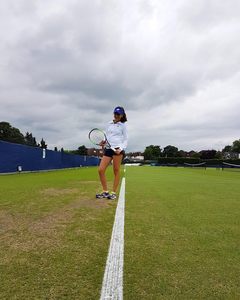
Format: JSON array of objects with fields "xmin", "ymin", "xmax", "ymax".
[{"xmin": 119, "ymin": 124, "xmax": 128, "ymax": 151}]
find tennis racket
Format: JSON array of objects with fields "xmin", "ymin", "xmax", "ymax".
[{"xmin": 88, "ymin": 128, "xmax": 116, "ymax": 151}]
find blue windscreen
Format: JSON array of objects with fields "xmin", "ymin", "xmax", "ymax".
[{"xmin": 0, "ymin": 140, "xmax": 99, "ymax": 173}]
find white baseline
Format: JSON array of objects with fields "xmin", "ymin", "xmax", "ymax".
[{"xmin": 100, "ymin": 177, "xmax": 126, "ymax": 300}]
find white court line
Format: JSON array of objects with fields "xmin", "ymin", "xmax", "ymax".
[{"xmin": 100, "ymin": 177, "xmax": 126, "ymax": 300}]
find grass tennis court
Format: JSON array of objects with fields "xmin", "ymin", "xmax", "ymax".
[
  {"xmin": 125, "ymin": 166, "xmax": 240, "ymax": 299},
  {"xmin": 1, "ymin": 166, "xmax": 240, "ymax": 299},
  {"xmin": 0, "ymin": 168, "xmax": 117, "ymax": 299}
]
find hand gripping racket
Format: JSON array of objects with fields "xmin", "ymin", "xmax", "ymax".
[{"xmin": 88, "ymin": 128, "xmax": 116, "ymax": 151}]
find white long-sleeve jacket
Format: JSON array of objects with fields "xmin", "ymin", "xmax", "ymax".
[{"xmin": 105, "ymin": 121, "xmax": 128, "ymax": 151}]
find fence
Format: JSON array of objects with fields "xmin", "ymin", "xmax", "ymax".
[{"xmin": 0, "ymin": 140, "xmax": 99, "ymax": 173}]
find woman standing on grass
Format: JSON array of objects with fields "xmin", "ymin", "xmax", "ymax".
[{"xmin": 96, "ymin": 106, "xmax": 128, "ymax": 200}]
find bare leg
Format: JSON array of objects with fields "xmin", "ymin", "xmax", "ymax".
[
  {"xmin": 98, "ymin": 156, "xmax": 112, "ymax": 191},
  {"xmin": 112, "ymin": 154, "xmax": 123, "ymax": 193}
]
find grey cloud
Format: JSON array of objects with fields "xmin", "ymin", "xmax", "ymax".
[
  {"xmin": 178, "ymin": 0, "xmax": 240, "ymax": 32},
  {"xmin": 0, "ymin": 0, "xmax": 239, "ymax": 151}
]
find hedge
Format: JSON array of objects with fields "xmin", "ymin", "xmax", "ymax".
[{"xmin": 156, "ymin": 157, "xmax": 240, "ymax": 166}]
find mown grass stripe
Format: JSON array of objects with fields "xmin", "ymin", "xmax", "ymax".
[{"xmin": 100, "ymin": 177, "xmax": 125, "ymax": 300}]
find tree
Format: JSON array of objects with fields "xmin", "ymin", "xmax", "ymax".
[
  {"xmin": 163, "ymin": 145, "xmax": 178, "ymax": 157},
  {"xmin": 190, "ymin": 151, "xmax": 201, "ymax": 159},
  {"xmin": 40, "ymin": 138, "xmax": 47, "ymax": 149},
  {"xmin": 199, "ymin": 150, "xmax": 217, "ymax": 159},
  {"xmin": 25, "ymin": 132, "xmax": 38, "ymax": 147},
  {"xmin": 187, "ymin": 150, "xmax": 199, "ymax": 158},
  {"xmin": 177, "ymin": 150, "xmax": 187, "ymax": 157},
  {"xmin": 0, "ymin": 121, "xmax": 25, "ymax": 145},
  {"xmin": 222, "ymin": 145, "xmax": 232, "ymax": 153},
  {"xmin": 76, "ymin": 145, "xmax": 88, "ymax": 155},
  {"xmin": 143, "ymin": 145, "xmax": 161, "ymax": 160},
  {"xmin": 232, "ymin": 139, "xmax": 240, "ymax": 153},
  {"xmin": 54, "ymin": 147, "xmax": 58, "ymax": 151},
  {"xmin": 215, "ymin": 151, "xmax": 222, "ymax": 159}
]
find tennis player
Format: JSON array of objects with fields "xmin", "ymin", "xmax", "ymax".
[{"xmin": 96, "ymin": 106, "xmax": 128, "ymax": 200}]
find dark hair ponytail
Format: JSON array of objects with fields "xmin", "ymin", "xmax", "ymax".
[{"xmin": 120, "ymin": 107, "xmax": 127, "ymax": 123}]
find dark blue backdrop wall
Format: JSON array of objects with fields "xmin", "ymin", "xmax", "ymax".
[{"xmin": 0, "ymin": 140, "xmax": 99, "ymax": 173}]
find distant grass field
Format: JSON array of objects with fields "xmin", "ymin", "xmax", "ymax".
[
  {"xmin": 0, "ymin": 167, "xmax": 117, "ymax": 300},
  {"xmin": 124, "ymin": 166, "xmax": 240, "ymax": 299},
  {"xmin": 1, "ymin": 166, "xmax": 240, "ymax": 299}
]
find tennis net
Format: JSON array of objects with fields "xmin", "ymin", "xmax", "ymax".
[
  {"xmin": 222, "ymin": 162, "xmax": 240, "ymax": 171},
  {"xmin": 167, "ymin": 163, "xmax": 178, "ymax": 167},
  {"xmin": 183, "ymin": 162, "xmax": 206, "ymax": 169}
]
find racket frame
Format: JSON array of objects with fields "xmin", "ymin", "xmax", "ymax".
[{"xmin": 88, "ymin": 128, "xmax": 115, "ymax": 150}]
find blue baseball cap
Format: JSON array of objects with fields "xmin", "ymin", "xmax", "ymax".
[{"xmin": 114, "ymin": 107, "xmax": 125, "ymax": 115}]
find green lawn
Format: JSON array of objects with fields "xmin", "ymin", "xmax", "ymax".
[
  {"xmin": 124, "ymin": 166, "xmax": 240, "ymax": 299},
  {"xmin": 0, "ymin": 167, "xmax": 116, "ymax": 300},
  {"xmin": 1, "ymin": 167, "xmax": 240, "ymax": 299}
]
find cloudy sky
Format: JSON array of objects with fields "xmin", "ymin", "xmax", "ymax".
[{"xmin": 0, "ymin": 0, "xmax": 239, "ymax": 152}]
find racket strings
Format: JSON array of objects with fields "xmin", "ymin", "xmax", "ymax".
[{"xmin": 89, "ymin": 130, "xmax": 106, "ymax": 145}]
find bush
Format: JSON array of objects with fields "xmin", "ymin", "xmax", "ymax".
[{"xmin": 157, "ymin": 157, "xmax": 240, "ymax": 166}]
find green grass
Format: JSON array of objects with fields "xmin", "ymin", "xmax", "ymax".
[
  {"xmin": 124, "ymin": 167, "xmax": 240, "ymax": 299},
  {"xmin": 0, "ymin": 167, "xmax": 117, "ymax": 300},
  {"xmin": 1, "ymin": 166, "xmax": 240, "ymax": 299}
]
